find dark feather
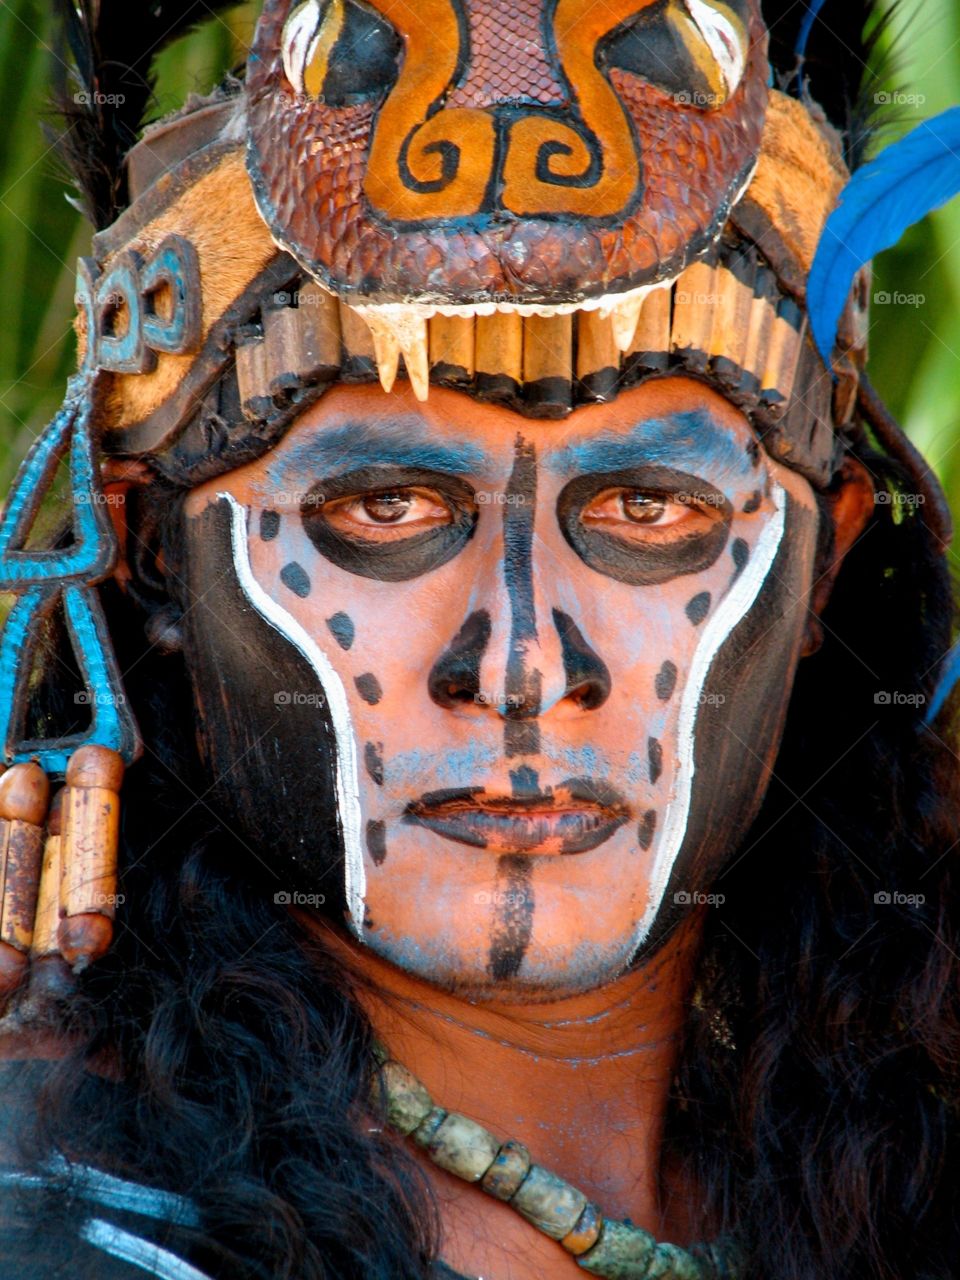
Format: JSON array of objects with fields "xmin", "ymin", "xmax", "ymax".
[{"xmin": 47, "ymin": 1, "xmax": 243, "ymax": 229}]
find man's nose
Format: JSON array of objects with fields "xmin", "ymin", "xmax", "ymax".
[{"xmin": 427, "ymin": 441, "xmax": 610, "ymax": 723}]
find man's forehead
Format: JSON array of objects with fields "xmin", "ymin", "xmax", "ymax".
[{"xmin": 263, "ymin": 386, "xmax": 757, "ymax": 484}]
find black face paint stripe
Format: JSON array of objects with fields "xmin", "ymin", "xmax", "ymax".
[
  {"xmin": 487, "ymin": 854, "xmax": 534, "ymax": 981},
  {"xmin": 509, "ymin": 766, "xmax": 540, "ymax": 797},
  {"xmin": 742, "ymin": 489, "xmax": 762, "ymax": 514},
  {"xmin": 506, "ymin": 719, "xmax": 541, "ymax": 757},
  {"xmin": 428, "ymin": 610, "xmax": 491, "ymax": 707},
  {"xmin": 327, "ymin": 611, "xmax": 356, "ymax": 650},
  {"xmin": 501, "ymin": 436, "xmax": 543, "ymax": 753},
  {"xmin": 365, "ymin": 741, "xmax": 384, "ymax": 785},
  {"xmin": 355, "ymin": 673, "xmax": 383, "ymax": 704},
  {"xmin": 655, "ymin": 660, "xmax": 677, "ymax": 701},
  {"xmin": 686, "ymin": 591, "xmax": 711, "ymax": 626},
  {"xmin": 260, "ymin": 509, "xmax": 281, "ymax": 540},
  {"xmin": 552, "ymin": 609, "xmax": 611, "ymax": 710},
  {"xmin": 648, "ymin": 737, "xmax": 663, "ymax": 784},
  {"xmin": 638, "ymin": 809, "xmax": 657, "ymax": 851},
  {"xmin": 367, "ymin": 819, "xmax": 388, "ymax": 865},
  {"xmin": 280, "ymin": 561, "xmax": 311, "ymax": 598}
]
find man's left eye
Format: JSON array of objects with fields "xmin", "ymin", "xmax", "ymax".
[{"xmin": 582, "ymin": 488, "xmax": 713, "ymax": 534}]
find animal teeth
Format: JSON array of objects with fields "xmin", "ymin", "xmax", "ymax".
[
  {"xmin": 354, "ymin": 306, "xmax": 430, "ymax": 400},
  {"xmin": 610, "ymin": 293, "xmax": 645, "ymax": 352}
]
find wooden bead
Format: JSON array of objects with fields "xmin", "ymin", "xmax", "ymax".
[
  {"xmin": 379, "ymin": 1060, "xmax": 434, "ymax": 1136},
  {"xmin": 628, "ymin": 286, "xmax": 671, "ymax": 372},
  {"xmin": 476, "ymin": 313, "xmax": 522, "ymax": 401},
  {"xmin": 560, "ymin": 1201, "xmax": 603, "ymax": 1256},
  {"xmin": 429, "ymin": 315, "xmax": 475, "ymax": 383},
  {"xmin": 522, "ymin": 315, "xmax": 572, "ymax": 418},
  {"xmin": 65, "ymin": 745, "xmax": 124, "ymax": 792},
  {"xmin": 576, "ymin": 310, "xmax": 619, "ymax": 402},
  {"xmin": 0, "ymin": 762, "xmax": 50, "ymax": 826},
  {"xmin": 421, "ymin": 1111, "xmax": 500, "ymax": 1182},
  {"xmin": 577, "ymin": 1218, "xmax": 657, "ymax": 1276},
  {"xmin": 508, "ymin": 1163, "xmax": 587, "ymax": 1240},
  {"xmin": 480, "ymin": 1138, "xmax": 531, "ymax": 1201},
  {"xmin": 30, "ymin": 794, "xmax": 63, "ymax": 959},
  {"xmin": 57, "ymin": 913, "xmax": 114, "ymax": 970}
]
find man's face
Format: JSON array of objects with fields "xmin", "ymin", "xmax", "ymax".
[{"xmin": 181, "ymin": 376, "xmax": 819, "ymax": 997}]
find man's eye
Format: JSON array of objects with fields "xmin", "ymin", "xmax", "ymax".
[
  {"xmin": 320, "ymin": 488, "xmax": 454, "ymax": 536},
  {"xmin": 581, "ymin": 488, "xmax": 713, "ymax": 534}
]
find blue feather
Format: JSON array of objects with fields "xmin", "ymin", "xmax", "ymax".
[
  {"xmin": 795, "ymin": 0, "xmax": 829, "ymax": 63},
  {"xmin": 925, "ymin": 638, "xmax": 960, "ymax": 725},
  {"xmin": 808, "ymin": 106, "xmax": 960, "ymax": 367}
]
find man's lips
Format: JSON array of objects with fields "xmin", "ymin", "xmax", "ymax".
[{"xmin": 403, "ymin": 781, "xmax": 630, "ymax": 855}]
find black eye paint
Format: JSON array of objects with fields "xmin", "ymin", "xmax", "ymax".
[
  {"xmin": 742, "ymin": 490, "xmax": 762, "ymax": 514},
  {"xmin": 487, "ymin": 854, "xmax": 534, "ymax": 982},
  {"xmin": 280, "ymin": 561, "xmax": 312, "ymax": 598},
  {"xmin": 638, "ymin": 810, "xmax": 657, "ymax": 851},
  {"xmin": 355, "ymin": 673, "xmax": 383, "ymax": 704},
  {"xmin": 655, "ymin": 660, "xmax": 677, "ymax": 701},
  {"xmin": 552, "ymin": 609, "xmax": 611, "ymax": 710},
  {"xmin": 366, "ymin": 819, "xmax": 388, "ymax": 865},
  {"xmin": 648, "ymin": 737, "xmax": 663, "ymax": 784},
  {"xmin": 260, "ymin": 509, "xmax": 281, "ymax": 540},
  {"xmin": 556, "ymin": 466, "xmax": 731, "ymax": 586},
  {"xmin": 686, "ymin": 591, "xmax": 712, "ymax": 625},
  {"xmin": 300, "ymin": 465, "xmax": 478, "ymax": 582},
  {"xmin": 326, "ymin": 611, "xmax": 355, "ymax": 650},
  {"xmin": 428, "ymin": 610, "xmax": 491, "ymax": 706},
  {"xmin": 365, "ymin": 741, "xmax": 384, "ymax": 785}
]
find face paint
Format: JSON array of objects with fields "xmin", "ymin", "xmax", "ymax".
[{"xmin": 181, "ymin": 376, "xmax": 818, "ymax": 997}]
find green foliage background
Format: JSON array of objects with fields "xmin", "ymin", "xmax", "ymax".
[{"xmin": 0, "ymin": 1, "xmax": 957, "ymax": 538}]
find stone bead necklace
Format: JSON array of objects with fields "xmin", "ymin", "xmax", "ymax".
[{"xmin": 371, "ymin": 1043, "xmax": 741, "ymax": 1280}]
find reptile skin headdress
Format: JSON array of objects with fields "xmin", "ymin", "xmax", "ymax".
[{"xmin": 0, "ymin": 0, "xmax": 956, "ymax": 981}]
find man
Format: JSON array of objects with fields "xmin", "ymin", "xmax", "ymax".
[{"xmin": 0, "ymin": 2, "xmax": 957, "ymax": 1277}]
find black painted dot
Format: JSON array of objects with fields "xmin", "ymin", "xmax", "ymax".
[
  {"xmin": 746, "ymin": 438, "xmax": 761, "ymax": 466},
  {"xmin": 260, "ymin": 509, "xmax": 281, "ymax": 540},
  {"xmin": 686, "ymin": 592, "xmax": 711, "ymax": 626},
  {"xmin": 638, "ymin": 810, "xmax": 657, "ymax": 851},
  {"xmin": 280, "ymin": 561, "xmax": 311, "ymax": 598},
  {"xmin": 648, "ymin": 737, "xmax": 663, "ymax": 785},
  {"xmin": 731, "ymin": 538, "xmax": 750, "ymax": 581},
  {"xmin": 655, "ymin": 660, "xmax": 677, "ymax": 701},
  {"xmin": 367, "ymin": 819, "xmax": 388, "ymax": 865},
  {"xmin": 327, "ymin": 611, "xmax": 355, "ymax": 650},
  {"xmin": 355, "ymin": 673, "xmax": 383, "ymax": 705},
  {"xmin": 365, "ymin": 741, "xmax": 384, "ymax": 786},
  {"xmin": 742, "ymin": 489, "xmax": 762, "ymax": 514}
]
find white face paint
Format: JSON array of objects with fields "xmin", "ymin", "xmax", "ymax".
[
  {"xmin": 221, "ymin": 491, "xmax": 367, "ymax": 929},
  {"xmin": 630, "ymin": 478, "xmax": 786, "ymax": 955},
  {"xmin": 684, "ymin": 0, "xmax": 747, "ymax": 97}
]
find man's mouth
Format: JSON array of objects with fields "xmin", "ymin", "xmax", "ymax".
[{"xmin": 403, "ymin": 780, "xmax": 630, "ymax": 855}]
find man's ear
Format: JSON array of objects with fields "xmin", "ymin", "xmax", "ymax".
[{"xmin": 800, "ymin": 456, "xmax": 876, "ymax": 658}]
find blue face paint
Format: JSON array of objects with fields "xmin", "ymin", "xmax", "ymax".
[
  {"xmin": 545, "ymin": 410, "xmax": 753, "ymax": 491},
  {"xmin": 264, "ymin": 417, "xmax": 493, "ymax": 492}
]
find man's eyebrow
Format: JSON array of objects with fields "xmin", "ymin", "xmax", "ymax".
[
  {"xmin": 266, "ymin": 417, "xmax": 492, "ymax": 481},
  {"xmin": 545, "ymin": 410, "xmax": 751, "ymax": 477}
]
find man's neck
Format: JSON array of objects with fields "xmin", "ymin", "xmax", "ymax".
[{"xmin": 298, "ymin": 909, "xmax": 703, "ymax": 1236}]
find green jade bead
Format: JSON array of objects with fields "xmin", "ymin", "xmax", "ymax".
[{"xmin": 509, "ymin": 1163, "xmax": 588, "ymax": 1240}]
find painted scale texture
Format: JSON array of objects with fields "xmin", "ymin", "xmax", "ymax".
[{"xmin": 246, "ymin": 0, "xmax": 770, "ymax": 305}]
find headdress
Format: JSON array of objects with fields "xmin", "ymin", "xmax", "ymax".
[{"xmin": 0, "ymin": 0, "xmax": 957, "ymax": 986}]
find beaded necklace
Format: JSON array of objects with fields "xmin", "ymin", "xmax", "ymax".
[{"xmin": 371, "ymin": 1044, "xmax": 741, "ymax": 1280}]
